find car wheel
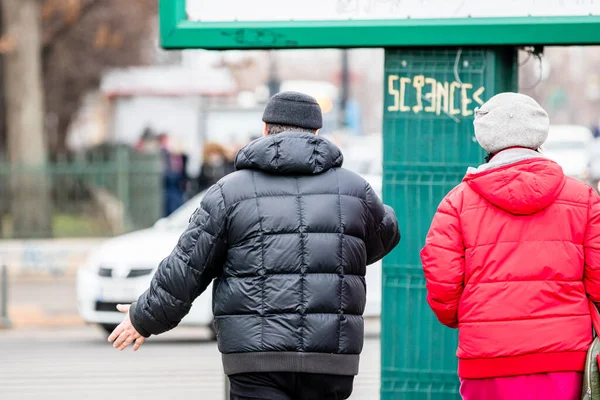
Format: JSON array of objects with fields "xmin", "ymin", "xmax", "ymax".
[{"xmin": 100, "ymin": 323, "xmax": 119, "ymax": 336}]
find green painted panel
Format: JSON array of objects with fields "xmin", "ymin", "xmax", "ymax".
[
  {"xmin": 380, "ymin": 48, "xmax": 518, "ymax": 399},
  {"xmin": 160, "ymin": 1, "xmax": 600, "ymax": 49}
]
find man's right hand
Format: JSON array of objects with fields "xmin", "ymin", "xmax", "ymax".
[{"xmin": 107, "ymin": 304, "xmax": 145, "ymax": 351}]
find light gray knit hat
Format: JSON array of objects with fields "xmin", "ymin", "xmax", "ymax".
[{"xmin": 473, "ymin": 92, "xmax": 549, "ymax": 154}]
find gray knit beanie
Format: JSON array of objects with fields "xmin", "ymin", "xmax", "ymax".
[
  {"xmin": 262, "ymin": 91, "xmax": 323, "ymax": 130},
  {"xmin": 474, "ymin": 92, "xmax": 549, "ymax": 154}
]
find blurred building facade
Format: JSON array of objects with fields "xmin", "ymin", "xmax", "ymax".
[{"xmin": 521, "ymin": 46, "xmax": 600, "ymax": 128}]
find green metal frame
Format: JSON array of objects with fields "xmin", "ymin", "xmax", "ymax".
[{"xmin": 161, "ymin": 0, "xmax": 600, "ymax": 49}]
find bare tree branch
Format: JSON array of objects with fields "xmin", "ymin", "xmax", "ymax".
[
  {"xmin": 42, "ymin": 0, "xmax": 99, "ymax": 50},
  {"xmin": 41, "ymin": 0, "xmax": 157, "ymax": 152}
]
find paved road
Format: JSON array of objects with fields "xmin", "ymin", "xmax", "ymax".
[
  {"xmin": 9, "ymin": 279, "xmax": 77, "ymax": 317},
  {"xmin": 0, "ymin": 326, "xmax": 380, "ymax": 400}
]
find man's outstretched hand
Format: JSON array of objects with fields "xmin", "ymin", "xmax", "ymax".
[{"xmin": 107, "ymin": 304, "xmax": 145, "ymax": 351}]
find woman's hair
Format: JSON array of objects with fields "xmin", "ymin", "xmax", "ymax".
[
  {"xmin": 203, "ymin": 142, "xmax": 229, "ymax": 160},
  {"xmin": 484, "ymin": 148, "xmax": 542, "ymax": 163}
]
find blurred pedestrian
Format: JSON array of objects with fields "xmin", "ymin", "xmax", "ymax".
[
  {"xmin": 134, "ymin": 127, "xmax": 158, "ymax": 152},
  {"xmin": 421, "ymin": 93, "xmax": 600, "ymax": 400},
  {"xmin": 592, "ymin": 120, "xmax": 600, "ymax": 139},
  {"xmin": 159, "ymin": 133, "xmax": 188, "ymax": 216},
  {"xmin": 108, "ymin": 91, "xmax": 400, "ymax": 400},
  {"xmin": 197, "ymin": 142, "xmax": 235, "ymax": 193},
  {"xmin": 134, "ymin": 129, "xmax": 188, "ymax": 216}
]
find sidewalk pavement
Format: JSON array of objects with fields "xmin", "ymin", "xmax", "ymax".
[
  {"xmin": 0, "ymin": 325, "xmax": 381, "ymax": 400},
  {"xmin": 6, "ymin": 278, "xmax": 84, "ymax": 329}
]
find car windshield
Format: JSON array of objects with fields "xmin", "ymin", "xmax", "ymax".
[{"xmin": 160, "ymin": 191, "xmax": 206, "ymax": 229}]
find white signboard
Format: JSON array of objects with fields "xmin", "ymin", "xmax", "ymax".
[{"xmin": 187, "ymin": 0, "xmax": 600, "ymax": 22}]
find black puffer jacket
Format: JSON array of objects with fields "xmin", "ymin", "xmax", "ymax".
[{"xmin": 130, "ymin": 132, "xmax": 400, "ymax": 376}]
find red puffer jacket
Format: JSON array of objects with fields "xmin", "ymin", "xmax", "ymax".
[{"xmin": 421, "ymin": 157, "xmax": 600, "ymax": 379}]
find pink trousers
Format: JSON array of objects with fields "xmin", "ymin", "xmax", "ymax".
[{"xmin": 460, "ymin": 372, "xmax": 583, "ymax": 400}]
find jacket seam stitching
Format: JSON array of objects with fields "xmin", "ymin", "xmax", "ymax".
[
  {"xmin": 239, "ymin": 148, "xmax": 253, "ymax": 167},
  {"xmin": 173, "ymin": 245, "xmax": 189, "ymax": 263},
  {"xmin": 191, "ymin": 188, "xmax": 228, "ymax": 300},
  {"xmin": 442, "ymin": 197, "xmax": 461, "ymax": 217},
  {"xmin": 227, "ymin": 192, "xmax": 368, "ymax": 207},
  {"xmin": 215, "ymin": 182, "xmax": 229, "ymax": 246},
  {"xmin": 250, "ymin": 170, "xmax": 266, "ymax": 351},
  {"xmin": 274, "ymin": 137, "xmax": 281, "ymax": 171},
  {"xmin": 363, "ymin": 181, "xmax": 384, "ymax": 230},
  {"xmin": 216, "ymin": 182, "xmax": 228, "ymax": 210},
  {"xmin": 466, "ymin": 240, "xmax": 581, "ymax": 249},
  {"xmin": 457, "ymin": 350, "xmax": 587, "ymax": 361},
  {"xmin": 460, "ymin": 313, "xmax": 590, "ymax": 324},
  {"xmin": 155, "ymin": 277, "xmax": 190, "ymax": 308},
  {"xmin": 312, "ymin": 137, "xmax": 323, "ymax": 173},
  {"xmin": 172, "ymin": 247, "xmax": 205, "ymax": 279},
  {"xmin": 214, "ymin": 312, "xmax": 364, "ymax": 318},
  {"xmin": 436, "ymin": 209, "xmax": 455, "ymax": 218},
  {"xmin": 503, "ymin": 170, "xmax": 516, "ymax": 205},
  {"xmin": 222, "ymin": 272, "xmax": 366, "ymax": 279},
  {"xmin": 140, "ymin": 300, "xmax": 162, "ymax": 333},
  {"xmin": 584, "ymin": 187, "xmax": 593, "ymax": 248},
  {"xmin": 335, "ymin": 169, "xmax": 344, "ymax": 354},
  {"xmin": 425, "ymin": 242, "xmax": 463, "ymax": 253},
  {"xmin": 426, "ymin": 277, "xmax": 464, "ymax": 285},
  {"xmin": 465, "ymin": 278, "xmax": 582, "ymax": 284},
  {"xmin": 541, "ymin": 199, "xmax": 587, "ymax": 207},
  {"xmin": 461, "ymin": 200, "xmax": 588, "ymax": 215},
  {"xmin": 228, "ymin": 231, "xmax": 365, "ymax": 248},
  {"xmin": 295, "ymin": 176, "xmax": 306, "ymax": 352}
]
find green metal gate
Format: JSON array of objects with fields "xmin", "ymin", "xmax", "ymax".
[{"xmin": 381, "ymin": 47, "xmax": 518, "ymax": 399}]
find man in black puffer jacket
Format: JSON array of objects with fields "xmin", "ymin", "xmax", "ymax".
[{"xmin": 108, "ymin": 91, "xmax": 400, "ymax": 400}]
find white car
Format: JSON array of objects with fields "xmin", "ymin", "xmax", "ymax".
[
  {"xmin": 543, "ymin": 125, "xmax": 594, "ymax": 182},
  {"xmin": 77, "ymin": 176, "xmax": 385, "ymax": 336},
  {"xmin": 77, "ymin": 192, "xmax": 214, "ymax": 336}
]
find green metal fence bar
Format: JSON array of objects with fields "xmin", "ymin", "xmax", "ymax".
[
  {"xmin": 0, "ymin": 149, "xmax": 163, "ymax": 239},
  {"xmin": 0, "ymin": 265, "xmax": 11, "ymax": 329}
]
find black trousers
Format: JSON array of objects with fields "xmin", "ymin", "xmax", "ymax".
[{"xmin": 229, "ymin": 372, "xmax": 354, "ymax": 400}]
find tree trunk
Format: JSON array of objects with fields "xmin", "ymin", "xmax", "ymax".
[
  {"xmin": 0, "ymin": 4, "xmax": 5, "ymax": 236},
  {"xmin": 1, "ymin": 0, "xmax": 52, "ymax": 238}
]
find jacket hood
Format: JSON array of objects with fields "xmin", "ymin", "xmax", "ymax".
[
  {"xmin": 234, "ymin": 131, "xmax": 343, "ymax": 175},
  {"xmin": 464, "ymin": 158, "xmax": 566, "ymax": 215}
]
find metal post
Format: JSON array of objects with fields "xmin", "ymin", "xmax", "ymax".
[
  {"xmin": 224, "ymin": 375, "xmax": 230, "ymax": 400},
  {"xmin": 0, "ymin": 3, "xmax": 6, "ymax": 154},
  {"xmin": 115, "ymin": 147, "xmax": 130, "ymax": 232},
  {"xmin": 267, "ymin": 51, "xmax": 280, "ymax": 97},
  {"xmin": 339, "ymin": 49, "xmax": 349, "ymax": 129},
  {"xmin": 0, "ymin": 265, "xmax": 11, "ymax": 329}
]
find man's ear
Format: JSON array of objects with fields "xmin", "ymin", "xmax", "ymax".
[
  {"xmin": 315, "ymin": 129, "xmax": 320, "ymax": 136},
  {"xmin": 263, "ymin": 123, "xmax": 268, "ymax": 137}
]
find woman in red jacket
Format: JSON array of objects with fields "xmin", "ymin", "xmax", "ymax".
[{"xmin": 421, "ymin": 92, "xmax": 600, "ymax": 400}]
